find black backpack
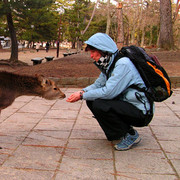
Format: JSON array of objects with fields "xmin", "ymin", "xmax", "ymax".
[{"xmin": 107, "ymin": 45, "xmax": 173, "ymax": 104}]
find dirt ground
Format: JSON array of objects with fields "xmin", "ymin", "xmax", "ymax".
[{"xmin": 0, "ymin": 48, "xmax": 180, "ymax": 78}]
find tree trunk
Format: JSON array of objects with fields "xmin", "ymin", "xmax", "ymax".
[
  {"xmin": 105, "ymin": 0, "xmax": 111, "ymax": 35},
  {"xmin": 140, "ymin": 0, "xmax": 148, "ymax": 47},
  {"xmin": 125, "ymin": 25, "xmax": 130, "ymax": 46},
  {"xmin": 4, "ymin": 0, "xmax": 18, "ymax": 62},
  {"xmin": 57, "ymin": 15, "xmax": 62, "ymax": 58},
  {"xmin": 72, "ymin": 41, "xmax": 75, "ymax": 49},
  {"xmin": 149, "ymin": 25, "xmax": 153, "ymax": 46},
  {"xmin": 130, "ymin": 2, "xmax": 139, "ymax": 45},
  {"xmin": 6, "ymin": 12, "xmax": 18, "ymax": 62},
  {"xmin": 159, "ymin": 0, "xmax": 174, "ymax": 50},
  {"xmin": 131, "ymin": 25, "xmax": 135, "ymax": 45},
  {"xmin": 172, "ymin": 0, "xmax": 180, "ymax": 23},
  {"xmin": 140, "ymin": 28, "xmax": 145, "ymax": 47},
  {"xmin": 117, "ymin": 2, "xmax": 124, "ymax": 49},
  {"xmin": 81, "ymin": 0, "xmax": 100, "ymax": 35}
]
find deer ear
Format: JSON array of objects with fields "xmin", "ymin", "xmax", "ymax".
[
  {"xmin": 35, "ymin": 74, "xmax": 44, "ymax": 78},
  {"xmin": 36, "ymin": 74, "xmax": 47, "ymax": 87}
]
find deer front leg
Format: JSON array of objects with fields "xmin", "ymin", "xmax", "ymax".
[{"xmin": 0, "ymin": 90, "xmax": 16, "ymax": 110}]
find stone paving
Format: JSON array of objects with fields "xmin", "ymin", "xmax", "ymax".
[{"xmin": 0, "ymin": 87, "xmax": 180, "ymax": 180}]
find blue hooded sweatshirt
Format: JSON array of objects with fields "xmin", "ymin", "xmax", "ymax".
[{"xmin": 83, "ymin": 33, "xmax": 152, "ymax": 114}]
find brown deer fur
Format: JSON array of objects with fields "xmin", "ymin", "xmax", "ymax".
[{"xmin": 0, "ymin": 71, "xmax": 66, "ymax": 112}]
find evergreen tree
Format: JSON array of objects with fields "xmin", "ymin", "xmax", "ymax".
[
  {"xmin": 62, "ymin": 0, "xmax": 91, "ymax": 48},
  {"xmin": 0, "ymin": 0, "xmax": 57, "ymax": 62}
]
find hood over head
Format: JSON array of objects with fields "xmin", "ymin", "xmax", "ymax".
[{"xmin": 85, "ymin": 33, "xmax": 118, "ymax": 54}]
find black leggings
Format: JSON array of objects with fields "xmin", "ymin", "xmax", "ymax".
[{"xmin": 86, "ymin": 99, "xmax": 153, "ymax": 141}]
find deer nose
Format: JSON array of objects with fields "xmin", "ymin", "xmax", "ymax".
[{"xmin": 59, "ymin": 93, "xmax": 66, "ymax": 99}]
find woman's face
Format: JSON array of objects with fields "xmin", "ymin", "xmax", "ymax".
[{"xmin": 89, "ymin": 50, "xmax": 102, "ymax": 62}]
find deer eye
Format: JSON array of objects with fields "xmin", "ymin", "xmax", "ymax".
[{"xmin": 54, "ymin": 88, "xmax": 57, "ymax": 90}]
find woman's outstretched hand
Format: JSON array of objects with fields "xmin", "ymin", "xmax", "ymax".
[{"xmin": 66, "ymin": 91, "xmax": 84, "ymax": 103}]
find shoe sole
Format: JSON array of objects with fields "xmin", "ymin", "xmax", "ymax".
[{"xmin": 114, "ymin": 137, "xmax": 141, "ymax": 151}]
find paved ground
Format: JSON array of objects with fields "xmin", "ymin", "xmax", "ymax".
[{"xmin": 0, "ymin": 87, "xmax": 180, "ymax": 180}]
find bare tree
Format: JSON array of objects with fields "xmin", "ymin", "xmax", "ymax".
[
  {"xmin": 159, "ymin": 0, "xmax": 174, "ymax": 50},
  {"xmin": 140, "ymin": 1, "xmax": 150, "ymax": 47},
  {"xmin": 81, "ymin": 0, "xmax": 100, "ymax": 35},
  {"xmin": 172, "ymin": 0, "xmax": 180, "ymax": 47},
  {"xmin": 117, "ymin": 2, "xmax": 124, "ymax": 49},
  {"xmin": 128, "ymin": 1, "xmax": 140, "ymax": 45},
  {"xmin": 172, "ymin": 0, "xmax": 180, "ymax": 24},
  {"xmin": 106, "ymin": 0, "xmax": 111, "ymax": 35}
]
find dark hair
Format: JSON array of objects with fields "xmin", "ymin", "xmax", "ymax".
[
  {"xmin": 85, "ymin": 44, "xmax": 108, "ymax": 57},
  {"xmin": 85, "ymin": 45, "xmax": 96, "ymax": 52}
]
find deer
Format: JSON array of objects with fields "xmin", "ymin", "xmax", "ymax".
[{"xmin": 0, "ymin": 71, "xmax": 66, "ymax": 112}]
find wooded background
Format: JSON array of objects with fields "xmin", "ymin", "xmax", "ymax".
[{"xmin": 0, "ymin": 0, "xmax": 179, "ymax": 62}]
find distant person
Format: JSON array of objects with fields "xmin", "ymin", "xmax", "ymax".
[
  {"xmin": 22, "ymin": 41, "xmax": 25, "ymax": 48},
  {"xmin": 66, "ymin": 33, "xmax": 154, "ymax": 151},
  {"xmin": 45, "ymin": 42, "xmax": 50, "ymax": 52},
  {"xmin": 36, "ymin": 42, "xmax": 40, "ymax": 52}
]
